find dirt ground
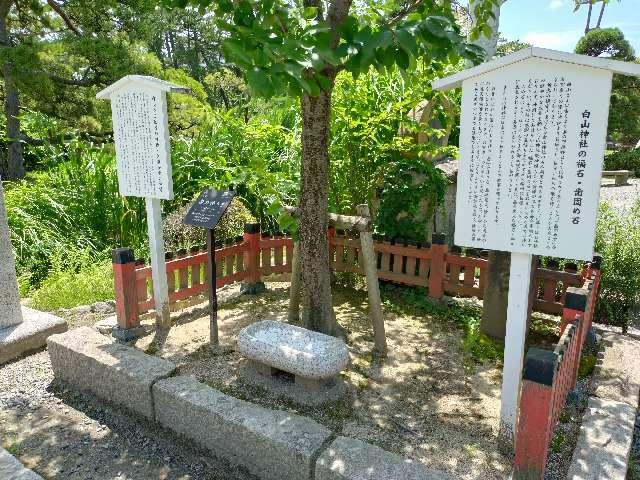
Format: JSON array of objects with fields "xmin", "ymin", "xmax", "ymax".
[{"xmin": 137, "ymin": 280, "xmax": 512, "ymax": 480}]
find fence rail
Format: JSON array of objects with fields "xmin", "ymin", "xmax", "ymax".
[
  {"xmin": 513, "ymin": 257, "xmax": 601, "ymax": 480},
  {"xmin": 113, "ymin": 223, "xmax": 589, "ymax": 327}
]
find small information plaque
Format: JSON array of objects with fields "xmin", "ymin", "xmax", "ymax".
[{"xmin": 183, "ymin": 189, "xmax": 235, "ymax": 230}]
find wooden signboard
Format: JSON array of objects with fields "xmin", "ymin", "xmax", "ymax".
[
  {"xmin": 433, "ymin": 47, "xmax": 640, "ymax": 449},
  {"xmin": 183, "ymin": 188, "xmax": 235, "ymax": 348},
  {"xmin": 97, "ymin": 76, "xmax": 189, "ymax": 330}
]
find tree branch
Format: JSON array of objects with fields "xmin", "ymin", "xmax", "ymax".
[{"xmin": 46, "ymin": 0, "xmax": 82, "ymax": 36}]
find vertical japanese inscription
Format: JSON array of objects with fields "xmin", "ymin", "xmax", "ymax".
[{"xmin": 111, "ymin": 87, "xmax": 172, "ymax": 199}]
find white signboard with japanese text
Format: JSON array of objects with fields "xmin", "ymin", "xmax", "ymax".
[
  {"xmin": 454, "ymin": 57, "xmax": 611, "ymax": 261},
  {"xmin": 110, "ymin": 86, "xmax": 173, "ymax": 200}
]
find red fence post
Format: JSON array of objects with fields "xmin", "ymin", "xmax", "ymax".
[
  {"xmin": 241, "ymin": 223, "xmax": 266, "ymax": 294},
  {"xmin": 112, "ymin": 248, "xmax": 141, "ymax": 338},
  {"xmin": 514, "ymin": 348, "xmax": 558, "ymax": 480},
  {"xmin": 428, "ymin": 233, "xmax": 448, "ymax": 299}
]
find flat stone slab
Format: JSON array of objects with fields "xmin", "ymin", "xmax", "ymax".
[
  {"xmin": 567, "ymin": 396, "xmax": 636, "ymax": 480},
  {"xmin": 0, "ymin": 447, "xmax": 43, "ymax": 480},
  {"xmin": 316, "ymin": 436, "xmax": 453, "ymax": 480},
  {"xmin": 593, "ymin": 332, "xmax": 640, "ymax": 407},
  {"xmin": 237, "ymin": 320, "xmax": 349, "ymax": 379},
  {"xmin": 0, "ymin": 307, "xmax": 67, "ymax": 365},
  {"xmin": 154, "ymin": 375, "xmax": 332, "ymax": 480},
  {"xmin": 47, "ymin": 326, "xmax": 176, "ymax": 420}
]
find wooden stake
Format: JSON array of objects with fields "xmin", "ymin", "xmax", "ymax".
[
  {"xmin": 145, "ymin": 197, "xmax": 170, "ymax": 329},
  {"xmin": 356, "ymin": 204, "xmax": 386, "ymax": 356},
  {"xmin": 288, "ymin": 241, "xmax": 302, "ymax": 323},
  {"xmin": 498, "ymin": 251, "xmax": 533, "ymax": 454}
]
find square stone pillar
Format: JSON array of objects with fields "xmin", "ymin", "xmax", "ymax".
[{"xmin": 0, "ymin": 180, "xmax": 23, "ymax": 327}]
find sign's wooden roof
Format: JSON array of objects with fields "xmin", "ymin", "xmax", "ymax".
[
  {"xmin": 433, "ymin": 47, "xmax": 640, "ymax": 91},
  {"xmin": 96, "ymin": 75, "xmax": 190, "ymax": 99}
]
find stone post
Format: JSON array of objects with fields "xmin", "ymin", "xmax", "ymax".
[{"xmin": 0, "ymin": 179, "xmax": 22, "ymax": 328}]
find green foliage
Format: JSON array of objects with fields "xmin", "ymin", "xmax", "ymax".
[
  {"xmin": 575, "ymin": 29, "xmax": 640, "ymax": 145},
  {"xmin": 163, "ymin": 197, "xmax": 255, "ymax": 253},
  {"xmin": 382, "ymin": 285, "xmax": 503, "ymax": 365},
  {"xmin": 329, "ymin": 65, "xmax": 456, "ymax": 215},
  {"xmin": 603, "ymin": 148, "xmax": 640, "ymax": 175},
  {"xmin": 162, "ymin": 0, "xmax": 497, "ymax": 99},
  {"xmin": 6, "ymin": 106, "xmax": 300, "ymax": 287},
  {"xmin": 575, "ymin": 27, "xmax": 634, "ymax": 60},
  {"xmin": 3, "ymin": 143, "xmax": 147, "ymax": 286},
  {"xmin": 578, "ymin": 354, "xmax": 598, "ymax": 379},
  {"xmin": 375, "ymin": 157, "xmax": 447, "ymax": 243},
  {"xmin": 30, "ymin": 259, "xmax": 114, "ymax": 311},
  {"xmin": 594, "ymin": 201, "xmax": 640, "ymax": 331},
  {"xmin": 550, "ymin": 432, "xmax": 566, "ymax": 454},
  {"xmin": 495, "ymin": 39, "xmax": 530, "ymax": 57}
]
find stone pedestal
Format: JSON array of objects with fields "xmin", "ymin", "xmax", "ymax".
[{"xmin": 0, "ymin": 307, "xmax": 67, "ymax": 364}]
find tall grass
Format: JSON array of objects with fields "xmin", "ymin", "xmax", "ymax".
[{"xmin": 6, "ymin": 107, "xmax": 300, "ymax": 290}]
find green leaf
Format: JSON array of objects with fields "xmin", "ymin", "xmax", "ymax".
[
  {"xmin": 222, "ymin": 39, "xmax": 253, "ymax": 66},
  {"xmin": 396, "ymin": 28, "xmax": 418, "ymax": 56},
  {"xmin": 246, "ymin": 67, "xmax": 273, "ymax": 96},
  {"xmin": 396, "ymin": 48, "xmax": 409, "ymax": 70},
  {"xmin": 303, "ymin": 6, "xmax": 318, "ymax": 19}
]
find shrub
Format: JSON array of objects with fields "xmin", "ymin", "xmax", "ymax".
[
  {"xmin": 30, "ymin": 255, "xmax": 114, "ymax": 311},
  {"xmin": 375, "ymin": 156, "xmax": 447, "ymax": 244},
  {"xmin": 594, "ymin": 201, "xmax": 640, "ymax": 331},
  {"xmin": 163, "ymin": 197, "xmax": 255, "ymax": 253},
  {"xmin": 603, "ymin": 149, "xmax": 640, "ymax": 176}
]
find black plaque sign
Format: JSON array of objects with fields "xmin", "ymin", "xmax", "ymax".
[
  {"xmin": 183, "ymin": 189, "xmax": 235, "ymax": 230},
  {"xmin": 182, "ymin": 188, "xmax": 235, "ymax": 350}
]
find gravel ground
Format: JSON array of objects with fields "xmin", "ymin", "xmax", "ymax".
[
  {"xmin": 141, "ymin": 282, "xmax": 513, "ymax": 480},
  {"xmin": 599, "ymin": 177, "xmax": 640, "ymax": 214},
  {"xmin": 0, "ymin": 328, "xmax": 256, "ymax": 479}
]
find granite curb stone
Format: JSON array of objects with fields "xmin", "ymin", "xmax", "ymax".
[
  {"xmin": 153, "ymin": 375, "xmax": 332, "ymax": 480},
  {"xmin": 47, "ymin": 326, "xmax": 176, "ymax": 420},
  {"xmin": 0, "ymin": 307, "xmax": 67, "ymax": 365},
  {"xmin": 0, "ymin": 447, "xmax": 43, "ymax": 480},
  {"xmin": 315, "ymin": 436, "xmax": 454, "ymax": 480},
  {"xmin": 567, "ymin": 396, "xmax": 636, "ymax": 480}
]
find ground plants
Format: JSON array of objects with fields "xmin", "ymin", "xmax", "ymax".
[{"xmin": 594, "ymin": 200, "xmax": 640, "ymax": 331}]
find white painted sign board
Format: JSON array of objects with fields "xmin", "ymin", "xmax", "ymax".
[
  {"xmin": 456, "ymin": 58, "xmax": 610, "ymax": 261},
  {"xmin": 433, "ymin": 47, "xmax": 640, "ymax": 449},
  {"xmin": 97, "ymin": 76, "xmax": 189, "ymax": 329},
  {"xmin": 97, "ymin": 76, "xmax": 189, "ymax": 200}
]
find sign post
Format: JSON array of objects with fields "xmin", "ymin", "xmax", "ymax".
[
  {"xmin": 183, "ymin": 188, "xmax": 235, "ymax": 349},
  {"xmin": 433, "ymin": 47, "xmax": 640, "ymax": 451},
  {"xmin": 97, "ymin": 76, "xmax": 189, "ymax": 330}
]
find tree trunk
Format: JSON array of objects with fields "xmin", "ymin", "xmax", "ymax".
[
  {"xmin": 585, "ymin": 0, "xmax": 594, "ymax": 33},
  {"xmin": 595, "ymin": 0, "xmax": 606, "ymax": 28},
  {"xmin": 481, "ymin": 251, "xmax": 511, "ymax": 338},
  {"xmin": 0, "ymin": 0, "xmax": 24, "ymax": 180},
  {"xmin": 299, "ymin": 86, "xmax": 339, "ymax": 336}
]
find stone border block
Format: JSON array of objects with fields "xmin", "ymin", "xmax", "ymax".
[
  {"xmin": 567, "ymin": 396, "xmax": 636, "ymax": 480},
  {"xmin": 0, "ymin": 447, "xmax": 43, "ymax": 479},
  {"xmin": 153, "ymin": 375, "xmax": 332, "ymax": 480},
  {"xmin": 0, "ymin": 307, "xmax": 67, "ymax": 365},
  {"xmin": 47, "ymin": 326, "xmax": 175, "ymax": 420},
  {"xmin": 315, "ymin": 436, "xmax": 453, "ymax": 480}
]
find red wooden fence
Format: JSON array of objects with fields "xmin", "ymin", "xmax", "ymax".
[
  {"xmin": 113, "ymin": 223, "xmax": 587, "ymax": 327},
  {"xmin": 513, "ymin": 257, "xmax": 601, "ymax": 479}
]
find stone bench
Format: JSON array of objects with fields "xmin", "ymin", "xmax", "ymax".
[
  {"xmin": 602, "ymin": 170, "xmax": 631, "ymax": 186},
  {"xmin": 237, "ymin": 320, "xmax": 349, "ymax": 392}
]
